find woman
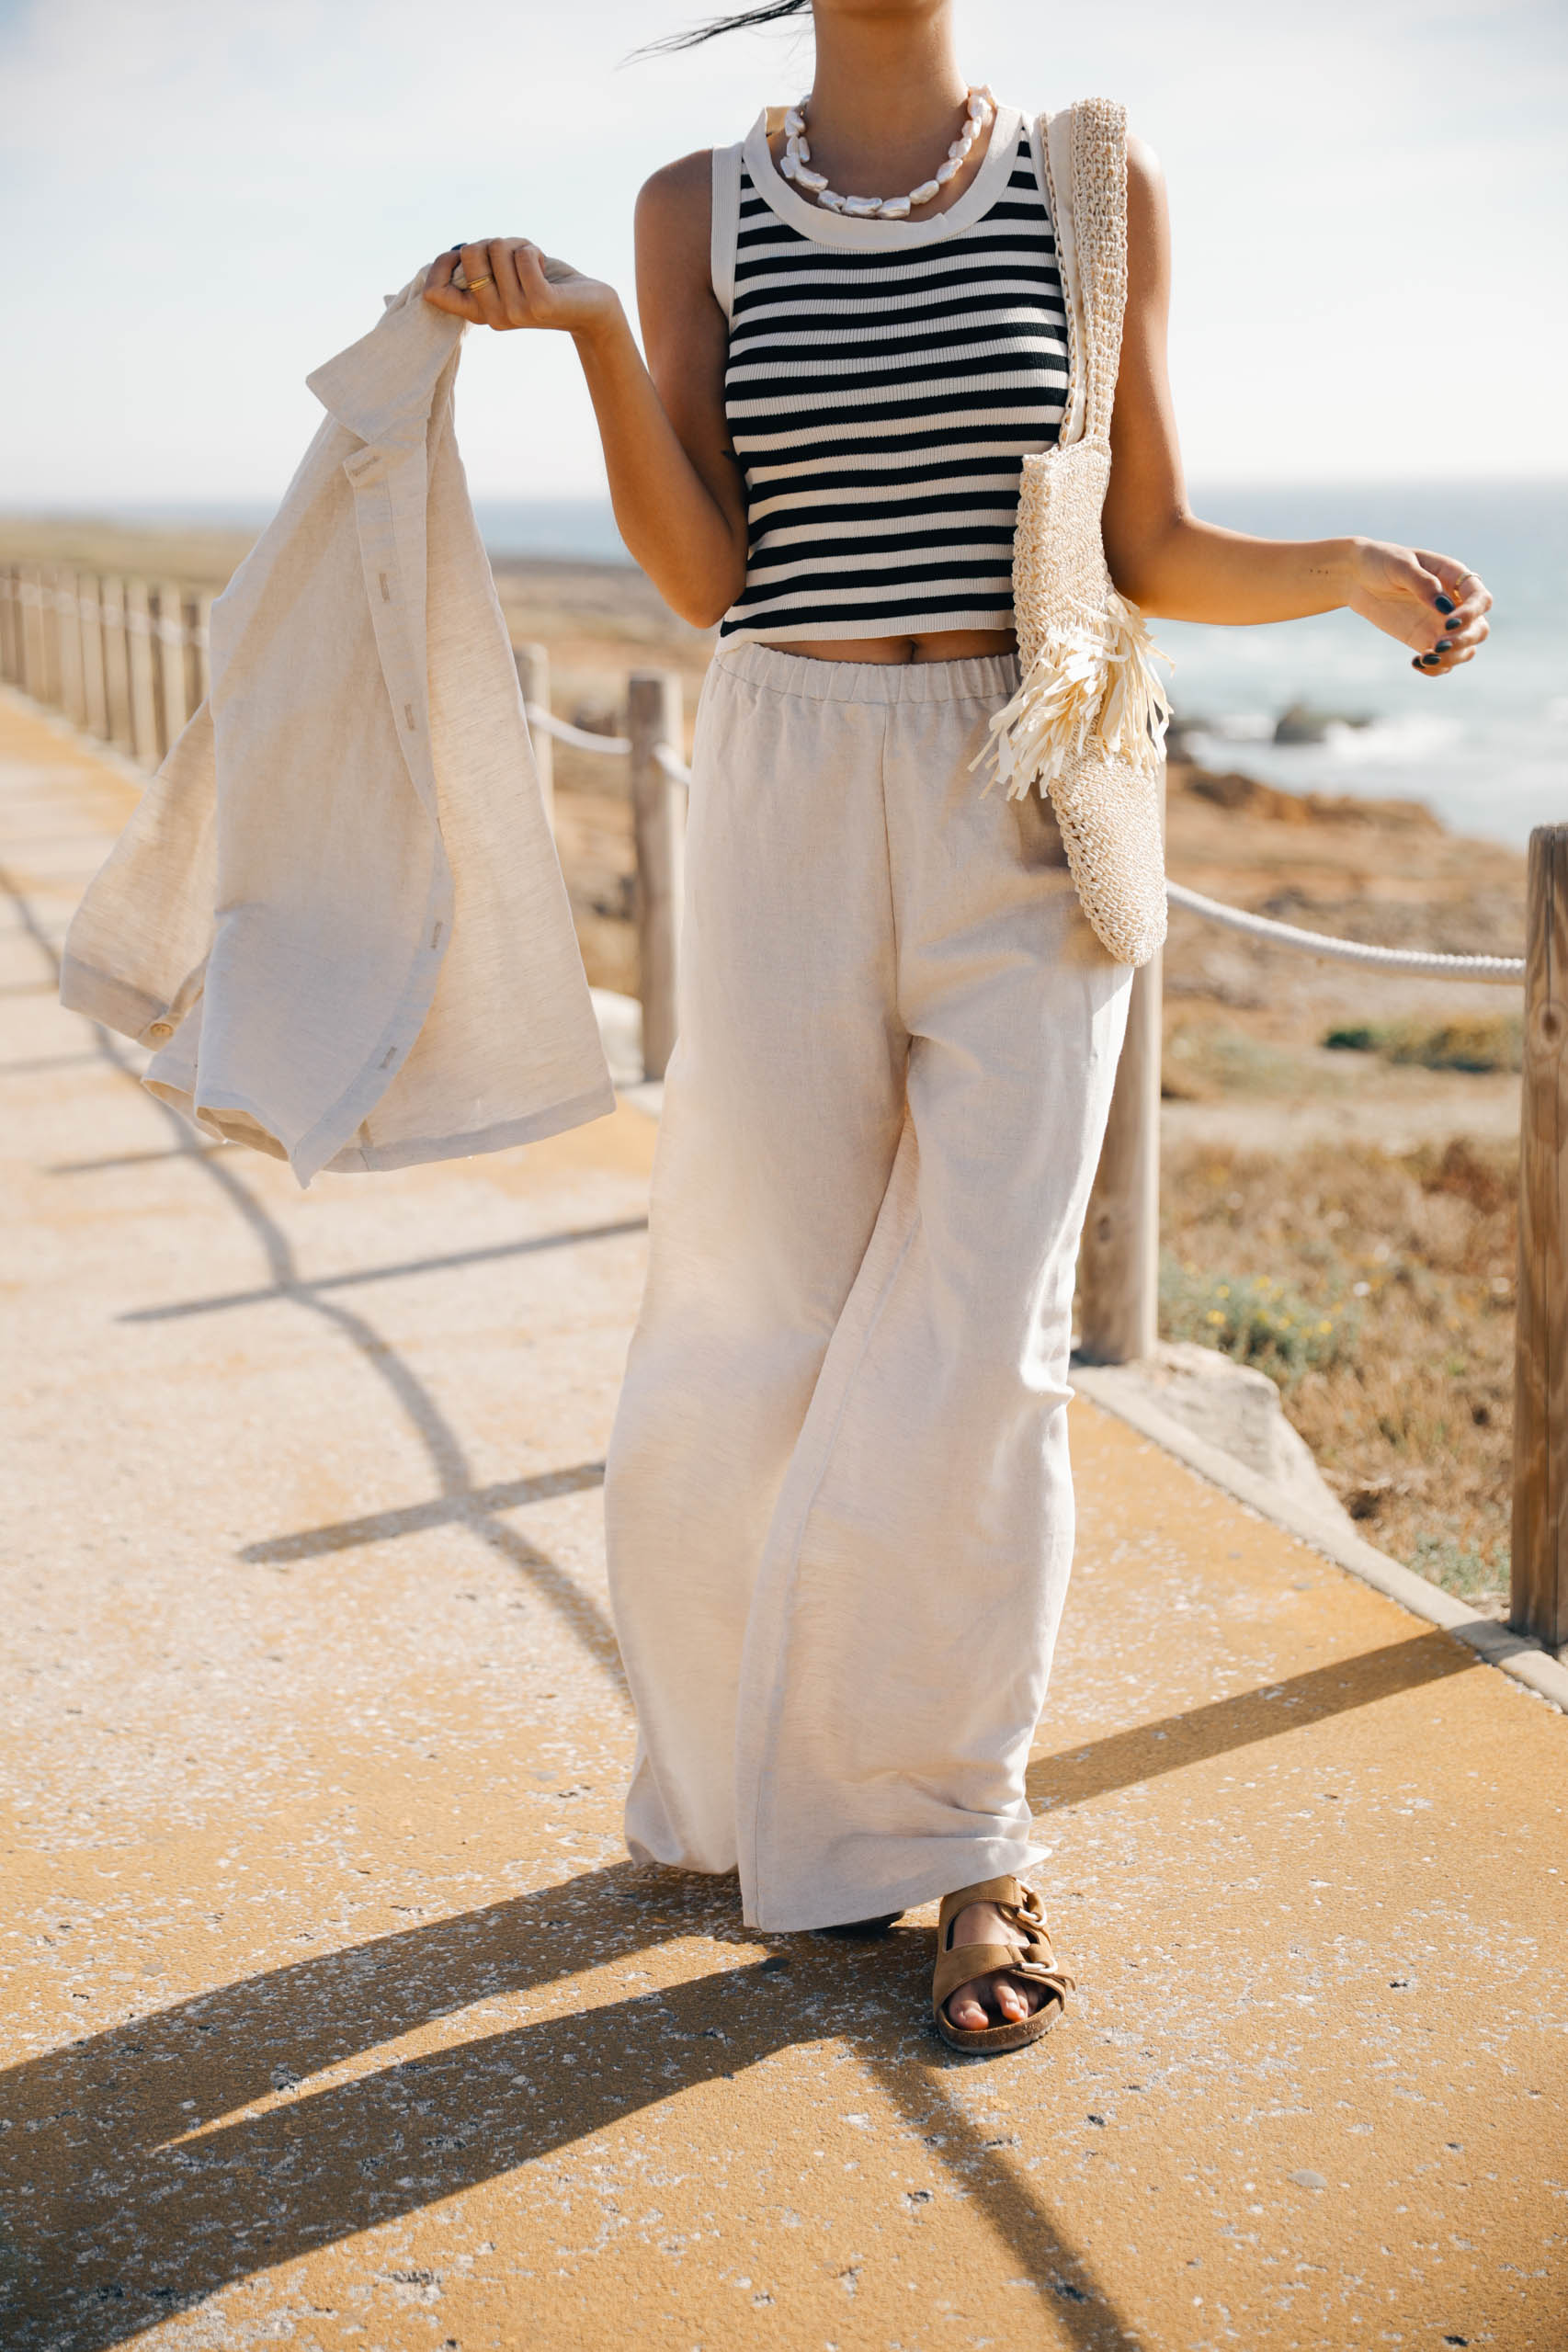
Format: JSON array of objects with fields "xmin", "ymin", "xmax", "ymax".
[{"xmin": 424, "ymin": 0, "xmax": 1490, "ymax": 2054}]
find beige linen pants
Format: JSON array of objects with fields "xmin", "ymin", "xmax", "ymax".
[{"xmin": 604, "ymin": 642, "xmax": 1131, "ymax": 1931}]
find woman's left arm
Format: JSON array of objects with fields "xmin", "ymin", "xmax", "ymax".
[{"xmin": 1100, "ymin": 137, "xmax": 1492, "ymax": 677}]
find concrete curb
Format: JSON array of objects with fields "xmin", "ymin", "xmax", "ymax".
[{"xmin": 1073, "ymin": 1361, "xmax": 1568, "ymax": 1716}]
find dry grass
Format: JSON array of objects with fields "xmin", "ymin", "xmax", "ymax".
[{"xmin": 1161, "ymin": 1134, "xmax": 1516, "ymax": 1609}]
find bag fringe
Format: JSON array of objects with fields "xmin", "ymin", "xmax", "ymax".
[{"xmin": 971, "ymin": 591, "xmax": 1173, "ymax": 801}]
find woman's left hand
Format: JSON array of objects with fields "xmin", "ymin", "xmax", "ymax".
[{"xmin": 1343, "ymin": 540, "xmax": 1492, "ymax": 677}]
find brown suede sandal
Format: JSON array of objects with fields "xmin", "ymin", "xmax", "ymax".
[{"xmin": 932, "ymin": 1874, "xmax": 1074, "ymax": 2055}]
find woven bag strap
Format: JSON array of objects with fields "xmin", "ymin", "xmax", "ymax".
[{"xmin": 1068, "ymin": 96, "xmax": 1130, "ymax": 443}]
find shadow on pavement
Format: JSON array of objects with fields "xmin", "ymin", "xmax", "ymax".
[
  {"xmin": 3, "ymin": 849, "xmax": 1141, "ymax": 2346},
  {"xmin": 1027, "ymin": 1628, "xmax": 1476, "ymax": 1812},
  {"xmin": 3, "ymin": 1865, "xmax": 1137, "ymax": 2352},
  {"xmin": 237, "ymin": 1460, "xmax": 608, "ymax": 1563},
  {"xmin": 118, "ymin": 1217, "xmax": 650, "ymax": 1323}
]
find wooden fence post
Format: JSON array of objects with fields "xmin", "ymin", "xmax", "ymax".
[
  {"xmin": 36, "ymin": 565, "xmax": 62, "ymax": 708},
  {"xmin": 628, "ymin": 667, "xmax": 685, "ymax": 1083},
  {"xmin": 48, "ymin": 567, "xmax": 66, "ymax": 712},
  {"xmin": 78, "ymin": 574, "xmax": 108, "ymax": 740},
  {"xmin": 0, "ymin": 565, "xmax": 19, "ymax": 685},
  {"xmin": 28, "ymin": 564, "xmax": 53, "ymax": 704},
  {"xmin": 99, "ymin": 576, "xmax": 133, "ymax": 752},
  {"xmin": 191, "ymin": 591, "xmax": 212, "ymax": 709},
  {"xmin": 18, "ymin": 565, "xmax": 47, "ymax": 701},
  {"xmin": 181, "ymin": 591, "xmax": 205, "ymax": 717},
  {"xmin": 55, "ymin": 568, "xmax": 86, "ymax": 727},
  {"xmin": 1076, "ymin": 946, "xmax": 1163, "ymax": 1362},
  {"xmin": 1512, "ymin": 823, "xmax": 1568, "ymax": 1653},
  {"xmin": 150, "ymin": 579, "xmax": 194, "ymax": 756},
  {"xmin": 149, "ymin": 584, "xmax": 174, "ymax": 750},
  {"xmin": 514, "ymin": 640, "xmax": 553, "ymax": 831},
  {"xmin": 124, "ymin": 577, "xmax": 161, "ymax": 767}
]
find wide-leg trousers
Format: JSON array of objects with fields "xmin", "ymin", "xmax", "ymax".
[{"xmin": 603, "ymin": 640, "xmax": 1132, "ymax": 1931}]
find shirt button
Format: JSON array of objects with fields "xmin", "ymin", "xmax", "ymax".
[{"xmin": 148, "ymin": 1020, "xmax": 174, "ymax": 1040}]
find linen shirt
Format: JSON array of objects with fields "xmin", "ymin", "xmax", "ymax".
[{"xmin": 59, "ymin": 274, "xmax": 614, "ymax": 1186}]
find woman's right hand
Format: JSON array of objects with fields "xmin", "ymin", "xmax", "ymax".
[{"xmin": 421, "ymin": 239, "xmax": 620, "ymax": 338}]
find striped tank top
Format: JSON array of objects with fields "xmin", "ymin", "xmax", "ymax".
[{"xmin": 710, "ymin": 102, "xmax": 1069, "ymax": 644}]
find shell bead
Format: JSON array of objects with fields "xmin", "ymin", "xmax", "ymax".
[{"xmin": 779, "ymin": 85, "xmax": 994, "ymax": 219}]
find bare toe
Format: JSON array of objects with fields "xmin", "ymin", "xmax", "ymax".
[
  {"xmin": 994, "ymin": 1976, "xmax": 1029, "ymax": 2022},
  {"xmin": 946, "ymin": 1984, "xmax": 989, "ymax": 2031}
]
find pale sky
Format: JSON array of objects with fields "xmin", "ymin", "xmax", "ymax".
[{"xmin": 3, "ymin": 0, "xmax": 1563, "ymax": 507}]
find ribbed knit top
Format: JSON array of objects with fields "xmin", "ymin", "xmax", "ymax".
[{"xmin": 711, "ymin": 102, "xmax": 1069, "ymax": 644}]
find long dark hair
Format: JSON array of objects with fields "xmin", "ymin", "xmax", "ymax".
[{"xmin": 625, "ymin": 3, "xmax": 812, "ymax": 61}]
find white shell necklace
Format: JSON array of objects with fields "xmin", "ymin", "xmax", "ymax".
[{"xmin": 780, "ymin": 85, "xmax": 995, "ymax": 220}]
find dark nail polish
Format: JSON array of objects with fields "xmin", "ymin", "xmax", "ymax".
[
  {"xmin": 1435, "ymin": 639, "xmax": 1453, "ymax": 653},
  {"xmin": 1420, "ymin": 652, "xmax": 1440, "ymax": 665},
  {"xmin": 1434, "ymin": 595, "xmax": 1456, "ymax": 615}
]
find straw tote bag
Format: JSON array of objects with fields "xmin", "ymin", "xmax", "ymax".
[{"xmin": 970, "ymin": 97, "xmax": 1171, "ymax": 968}]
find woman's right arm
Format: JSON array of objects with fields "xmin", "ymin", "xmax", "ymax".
[{"xmin": 422, "ymin": 154, "xmax": 747, "ymax": 628}]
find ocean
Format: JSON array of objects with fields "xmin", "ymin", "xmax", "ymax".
[
  {"xmin": 44, "ymin": 481, "xmax": 1565, "ymax": 852},
  {"xmin": 1146, "ymin": 482, "xmax": 1566, "ymax": 855},
  {"xmin": 472, "ymin": 482, "xmax": 1566, "ymax": 853}
]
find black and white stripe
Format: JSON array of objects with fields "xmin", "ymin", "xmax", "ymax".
[{"xmin": 720, "ymin": 132, "xmax": 1068, "ymax": 642}]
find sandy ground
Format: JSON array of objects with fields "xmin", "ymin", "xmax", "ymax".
[{"xmin": 4, "ymin": 696, "xmax": 1567, "ymax": 2352}]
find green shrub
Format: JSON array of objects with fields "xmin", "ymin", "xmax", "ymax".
[
  {"xmin": 1158, "ymin": 1253, "xmax": 1361, "ymax": 1383},
  {"xmin": 1407, "ymin": 1532, "xmax": 1509, "ymax": 1605},
  {"xmin": 1322, "ymin": 1015, "xmax": 1522, "ymax": 1074}
]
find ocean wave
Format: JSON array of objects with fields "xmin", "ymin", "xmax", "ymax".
[
  {"xmin": 1317, "ymin": 713, "xmax": 1464, "ymax": 764},
  {"xmin": 1197, "ymin": 711, "xmax": 1275, "ymax": 743}
]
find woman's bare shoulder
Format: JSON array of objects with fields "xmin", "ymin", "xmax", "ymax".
[
  {"xmin": 636, "ymin": 148, "xmax": 714, "ymax": 244},
  {"xmin": 1124, "ymin": 130, "xmax": 1165, "ymax": 204},
  {"xmin": 1123, "ymin": 129, "xmax": 1171, "ymax": 290}
]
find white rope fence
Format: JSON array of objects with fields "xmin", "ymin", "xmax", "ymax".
[
  {"xmin": 1164, "ymin": 880, "xmax": 1524, "ymax": 983},
  {"xmin": 652, "ymin": 741, "xmax": 694, "ymax": 785},
  {"xmin": 524, "ymin": 702, "xmax": 631, "ymax": 756},
  {"xmin": 528, "ymin": 703, "xmax": 1525, "ymax": 985}
]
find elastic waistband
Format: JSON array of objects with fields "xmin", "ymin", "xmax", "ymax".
[{"xmin": 712, "ymin": 639, "xmax": 1022, "ymax": 707}]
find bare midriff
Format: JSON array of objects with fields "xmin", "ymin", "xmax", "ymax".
[{"xmin": 756, "ymin": 627, "xmax": 1019, "ymax": 665}]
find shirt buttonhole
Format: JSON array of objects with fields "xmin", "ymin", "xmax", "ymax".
[
  {"xmin": 403, "ymin": 702, "xmax": 416, "ymax": 731},
  {"xmin": 380, "ymin": 1045, "xmax": 398, "ymax": 1069},
  {"xmin": 379, "ymin": 572, "xmax": 392, "ymax": 602},
  {"xmin": 430, "ymin": 920, "xmax": 444, "ymax": 949}
]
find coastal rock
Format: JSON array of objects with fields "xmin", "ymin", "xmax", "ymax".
[
  {"xmin": 1169, "ymin": 756, "xmax": 1443, "ymax": 832},
  {"xmin": 1084, "ymin": 1340, "xmax": 1358, "ymax": 1534},
  {"xmin": 1273, "ymin": 701, "xmax": 1374, "ymax": 745}
]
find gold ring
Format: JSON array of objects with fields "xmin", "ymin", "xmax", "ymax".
[{"xmin": 461, "ymin": 272, "xmax": 494, "ymax": 292}]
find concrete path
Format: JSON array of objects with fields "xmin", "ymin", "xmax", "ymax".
[{"xmin": 3, "ymin": 690, "xmax": 1564, "ymax": 2352}]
